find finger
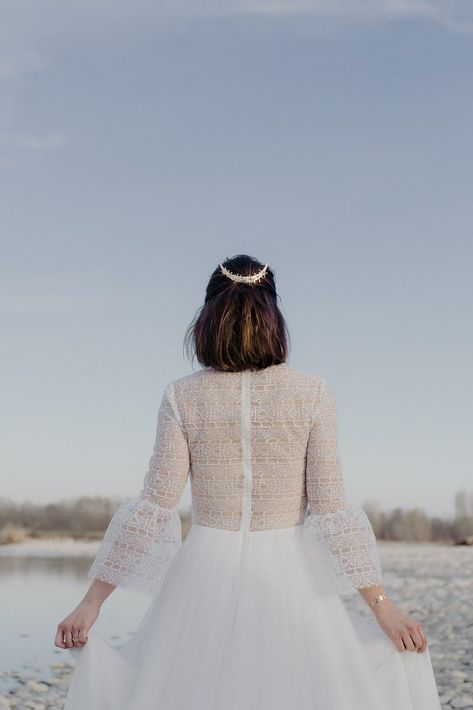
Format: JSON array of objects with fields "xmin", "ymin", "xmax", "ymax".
[
  {"xmin": 402, "ymin": 632, "xmax": 416, "ymax": 652},
  {"xmin": 64, "ymin": 628, "xmax": 74, "ymax": 649},
  {"xmin": 72, "ymin": 627, "xmax": 81, "ymax": 646},
  {"xmin": 417, "ymin": 625, "xmax": 428, "ymax": 652},
  {"xmin": 55, "ymin": 627, "xmax": 67, "ymax": 649},
  {"xmin": 78, "ymin": 627, "xmax": 89, "ymax": 645},
  {"xmin": 409, "ymin": 627, "xmax": 423, "ymax": 652}
]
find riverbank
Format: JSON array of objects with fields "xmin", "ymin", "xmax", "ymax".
[
  {"xmin": 0, "ymin": 518, "xmax": 193, "ymax": 556},
  {"xmin": 0, "ymin": 537, "xmax": 100, "ymax": 558},
  {"xmin": 1, "ymin": 541, "xmax": 472, "ymax": 709},
  {"xmin": 0, "ymin": 533, "xmax": 457, "ymax": 558}
]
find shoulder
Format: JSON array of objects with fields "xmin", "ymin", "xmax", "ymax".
[
  {"xmin": 282, "ymin": 368, "xmax": 338, "ymax": 419},
  {"xmin": 159, "ymin": 371, "xmax": 207, "ymax": 426},
  {"xmin": 163, "ymin": 368, "xmax": 210, "ymax": 399},
  {"xmin": 282, "ymin": 365, "xmax": 332, "ymax": 393}
]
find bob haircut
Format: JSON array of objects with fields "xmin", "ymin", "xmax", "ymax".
[{"xmin": 184, "ymin": 254, "xmax": 290, "ymax": 372}]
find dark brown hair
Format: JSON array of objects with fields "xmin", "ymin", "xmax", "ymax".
[{"xmin": 184, "ymin": 254, "xmax": 290, "ymax": 372}]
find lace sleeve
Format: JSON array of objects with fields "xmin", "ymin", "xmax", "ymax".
[
  {"xmin": 87, "ymin": 381, "xmax": 190, "ymax": 595},
  {"xmin": 302, "ymin": 376, "xmax": 383, "ymax": 593}
]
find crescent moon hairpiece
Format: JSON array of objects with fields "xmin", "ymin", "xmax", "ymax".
[{"xmin": 219, "ymin": 263, "xmax": 269, "ymax": 284}]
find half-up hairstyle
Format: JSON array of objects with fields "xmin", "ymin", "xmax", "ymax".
[{"xmin": 184, "ymin": 254, "xmax": 290, "ymax": 372}]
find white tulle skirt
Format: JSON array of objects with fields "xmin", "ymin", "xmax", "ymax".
[{"xmin": 65, "ymin": 523, "xmax": 441, "ymax": 710}]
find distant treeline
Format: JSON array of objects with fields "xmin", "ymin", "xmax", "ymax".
[
  {"xmin": 364, "ymin": 489, "xmax": 473, "ymax": 543},
  {"xmin": 0, "ymin": 496, "xmax": 123, "ymax": 541},
  {"xmin": 0, "ymin": 490, "xmax": 472, "ymax": 544}
]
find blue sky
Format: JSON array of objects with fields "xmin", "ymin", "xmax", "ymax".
[{"xmin": 1, "ymin": 1, "xmax": 472, "ymax": 516}]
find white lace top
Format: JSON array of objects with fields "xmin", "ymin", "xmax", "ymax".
[{"xmin": 88, "ymin": 363, "xmax": 383, "ymax": 595}]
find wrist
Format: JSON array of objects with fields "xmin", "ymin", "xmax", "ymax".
[
  {"xmin": 80, "ymin": 596, "xmax": 102, "ymax": 610},
  {"xmin": 81, "ymin": 579, "xmax": 116, "ymax": 609},
  {"xmin": 370, "ymin": 596, "xmax": 394, "ymax": 616},
  {"xmin": 367, "ymin": 592, "xmax": 389, "ymax": 608}
]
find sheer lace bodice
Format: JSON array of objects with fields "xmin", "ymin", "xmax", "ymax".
[
  {"xmin": 182, "ymin": 364, "xmax": 314, "ymax": 531},
  {"xmin": 88, "ymin": 364, "xmax": 382, "ymax": 594}
]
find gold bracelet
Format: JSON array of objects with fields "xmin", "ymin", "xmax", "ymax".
[{"xmin": 368, "ymin": 593, "xmax": 389, "ymax": 607}]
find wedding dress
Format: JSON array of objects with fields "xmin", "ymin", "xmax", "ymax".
[{"xmin": 64, "ymin": 363, "xmax": 441, "ymax": 709}]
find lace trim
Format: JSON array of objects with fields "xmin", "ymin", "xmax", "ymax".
[
  {"xmin": 87, "ymin": 496, "xmax": 182, "ymax": 595},
  {"xmin": 240, "ymin": 369, "xmax": 253, "ymax": 531},
  {"xmin": 302, "ymin": 504, "xmax": 383, "ymax": 594}
]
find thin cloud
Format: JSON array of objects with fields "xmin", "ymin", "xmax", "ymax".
[
  {"xmin": 0, "ymin": 0, "xmax": 472, "ymax": 31},
  {"xmin": 104, "ymin": 0, "xmax": 473, "ymax": 33},
  {"xmin": 0, "ymin": 292, "xmax": 100, "ymax": 315},
  {"xmin": 0, "ymin": 0, "xmax": 470, "ymax": 170},
  {"xmin": 0, "ymin": 46, "xmax": 49, "ymax": 78},
  {"xmin": 10, "ymin": 130, "xmax": 67, "ymax": 151},
  {"xmin": 0, "ymin": 1, "xmax": 471, "ymax": 83},
  {"xmin": 0, "ymin": 125, "xmax": 67, "ymax": 152},
  {"xmin": 95, "ymin": 0, "xmax": 473, "ymax": 33}
]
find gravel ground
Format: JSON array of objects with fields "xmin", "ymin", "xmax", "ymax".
[
  {"xmin": 0, "ymin": 540, "xmax": 471, "ymax": 709},
  {"xmin": 376, "ymin": 542, "xmax": 473, "ymax": 709}
]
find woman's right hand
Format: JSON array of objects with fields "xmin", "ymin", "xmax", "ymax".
[
  {"xmin": 372, "ymin": 599, "xmax": 428, "ymax": 653},
  {"xmin": 54, "ymin": 600, "xmax": 100, "ymax": 649},
  {"xmin": 54, "ymin": 578, "xmax": 116, "ymax": 649}
]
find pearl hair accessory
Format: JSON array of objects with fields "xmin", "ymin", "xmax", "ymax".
[{"xmin": 219, "ymin": 263, "xmax": 269, "ymax": 284}]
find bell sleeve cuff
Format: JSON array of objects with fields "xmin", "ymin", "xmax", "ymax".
[
  {"xmin": 87, "ymin": 496, "xmax": 183, "ymax": 596},
  {"xmin": 302, "ymin": 504, "xmax": 383, "ymax": 595}
]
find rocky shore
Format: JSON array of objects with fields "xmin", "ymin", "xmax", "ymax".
[
  {"xmin": 1, "ymin": 541, "xmax": 471, "ymax": 709},
  {"xmin": 0, "ymin": 664, "xmax": 72, "ymax": 710}
]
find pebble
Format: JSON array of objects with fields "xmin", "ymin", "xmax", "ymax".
[
  {"xmin": 440, "ymin": 695, "xmax": 454, "ymax": 705},
  {"xmin": 450, "ymin": 697, "xmax": 473, "ymax": 709},
  {"xmin": 22, "ymin": 701, "xmax": 46, "ymax": 710},
  {"xmin": 24, "ymin": 683, "xmax": 48, "ymax": 694}
]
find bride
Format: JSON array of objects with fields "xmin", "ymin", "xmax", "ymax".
[{"xmin": 55, "ymin": 254, "xmax": 441, "ymax": 709}]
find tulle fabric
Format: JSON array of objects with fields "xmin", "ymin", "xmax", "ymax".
[{"xmin": 65, "ymin": 523, "xmax": 441, "ymax": 710}]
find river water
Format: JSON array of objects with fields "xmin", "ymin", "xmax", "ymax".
[{"xmin": 0, "ymin": 551, "xmax": 150, "ymax": 693}]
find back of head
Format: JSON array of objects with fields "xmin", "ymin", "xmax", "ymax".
[{"xmin": 185, "ymin": 254, "xmax": 290, "ymax": 372}]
